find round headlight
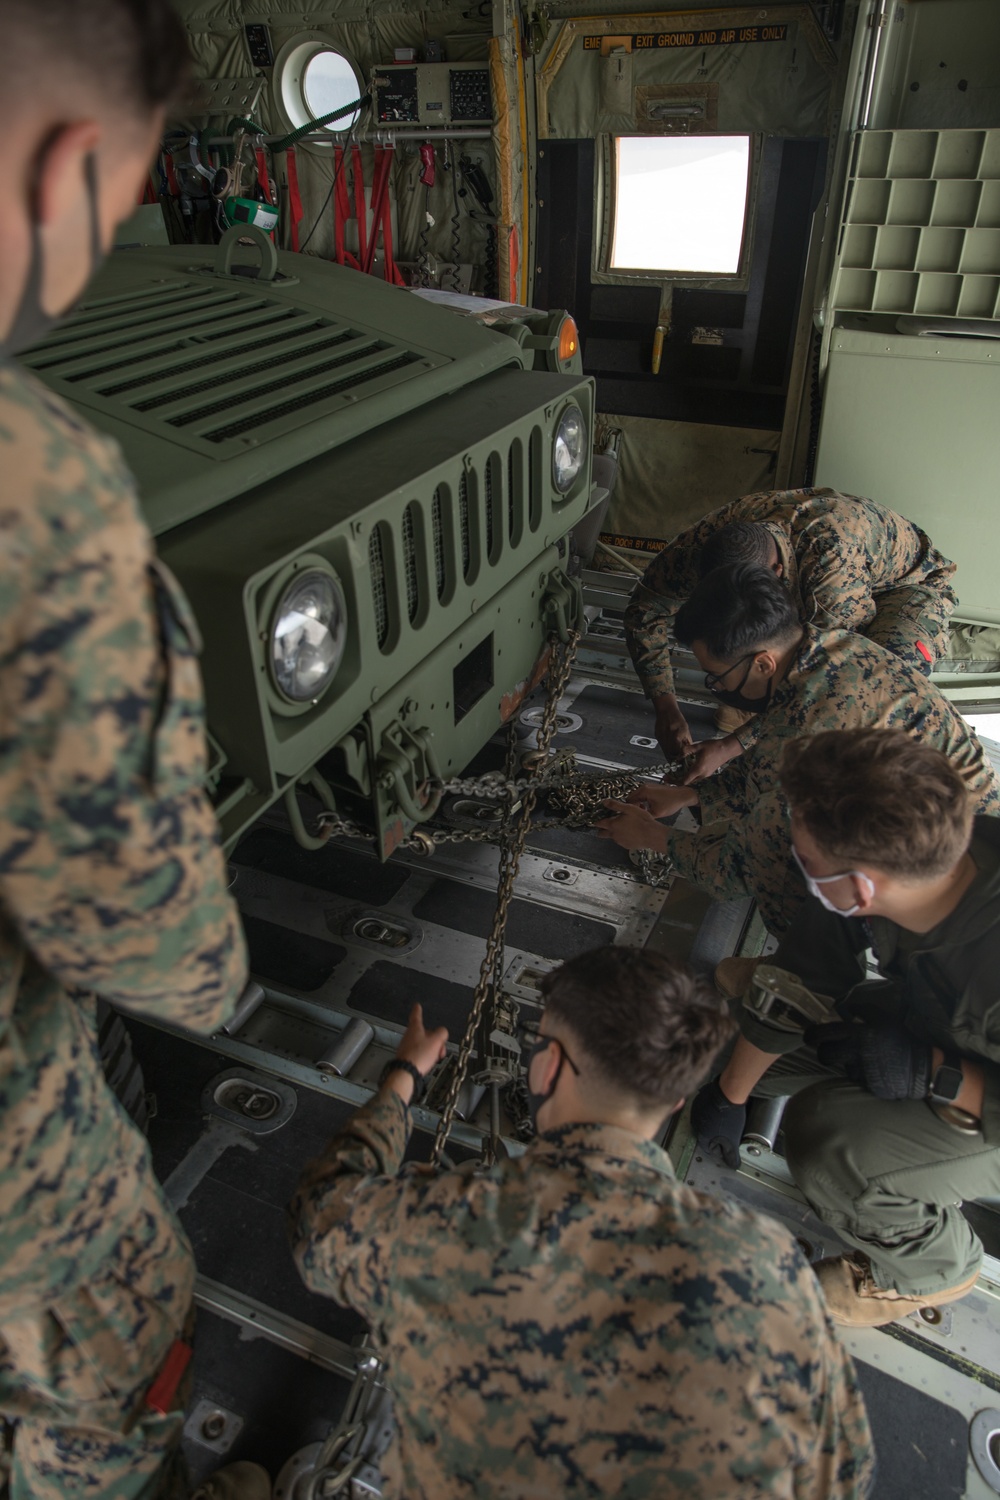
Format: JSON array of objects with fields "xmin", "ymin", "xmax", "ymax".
[
  {"xmin": 552, "ymin": 404, "xmax": 586, "ymax": 494},
  {"xmin": 270, "ymin": 568, "xmax": 347, "ymax": 703}
]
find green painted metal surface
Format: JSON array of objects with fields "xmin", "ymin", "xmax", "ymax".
[{"xmin": 25, "ymin": 241, "xmax": 595, "ymax": 850}]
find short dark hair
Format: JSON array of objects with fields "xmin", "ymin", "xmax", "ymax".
[
  {"xmin": 3, "ymin": 0, "xmax": 191, "ymax": 118},
  {"xmin": 674, "ymin": 562, "xmax": 801, "ymax": 661},
  {"xmin": 540, "ymin": 947, "xmax": 735, "ymax": 1110},
  {"xmin": 700, "ymin": 521, "xmax": 776, "ymax": 578},
  {"xmin": 780, "ymin": 728, "xmax": 974, "ymax": 879}
]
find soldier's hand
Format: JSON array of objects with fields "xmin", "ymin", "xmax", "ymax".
[
  {"xmin": 807, "ymin": 1021, "xmax": 932, "ymax": 1101},
  {"xmin": 680, "ymin": 734, "xmax": 744, "ymax": 785},
  {"xmin": 396, "ymin": 1003, "xmax": 449, "ymax": 1078},
  {"xmin": 596, "ymin": 799, "xmax": 669, "ymax": 852},
  {"xmin": 654, "ymin": 705, "xmax": 694, "ymax": 760},
  {"xmin": 623, "ymin": 781, "xmax": 696, "ymax": 819},
  {"xmin": 689, "ymin": 1078, "xmax": 746, "ymax": 1169}
]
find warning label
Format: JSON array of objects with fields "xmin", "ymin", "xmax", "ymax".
[{"xmin": 583, "ymin": 24, "xmax": 788, "ymax": 50}]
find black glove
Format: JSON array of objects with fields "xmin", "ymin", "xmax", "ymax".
[
  {"xmin": 807, "ymin": 1021, "xmax": 932, "ymax": 1100},
  {"xmin": 690, "ymin": 1078, "xmax": 747, "ymax": 1169}
]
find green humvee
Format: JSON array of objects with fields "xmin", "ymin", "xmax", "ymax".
[{"xmin": 21, "ymin": 227, "xmax": 596, "ymax": 856}]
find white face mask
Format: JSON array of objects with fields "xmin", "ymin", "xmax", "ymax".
[{"xmin": 792, "ymin": 846, "xmax": 874, "ymax": 919}]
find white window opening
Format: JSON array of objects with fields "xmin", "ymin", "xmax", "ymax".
[
  {"xmin": 302, "ymin": 49, "xmax": 362, "ymax": 130},
  {"xmin": 610, "ymin": 135, "xmax": 751, "ymax": 276}
]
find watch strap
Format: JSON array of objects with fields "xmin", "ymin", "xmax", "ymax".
[
  {"xmin": 929, "ymin": 1050, "xmax": 964, "ymax": 1105},
  {"xmin": 378, "ymin": 1057, "xmax": 425, "ymax": 1103}
]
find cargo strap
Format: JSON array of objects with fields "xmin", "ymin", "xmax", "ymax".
[
  {"xmin": 286, "ymin": 146, "xmax": 304, "ymax": 253},
  {"xmin": 332, "ymin": 144, "xmax": 405, "ymax": 285},
  {"xmin": 351, "ymin": 143, "xmax": 369, "ymax": 268},
  {"xmin": 364, "ymin": 144, "xmax": 405, "ymax": 285},
  {"xmin": 333, "ymin": 146, "xmax": 360, "ymax": 270}
]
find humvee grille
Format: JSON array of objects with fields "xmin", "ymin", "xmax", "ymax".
[
  {"xmin": 367, "ymin": 434, "xmax": 546, "ymax": 654},
  {"xmin": 432, "ymin": 487, "xmax": 447, "ymax": 601},
  {"xmin": 402, "ymin": 503, "xmax": 420, "ymax": 624},
  {"xmin": 458, "ymin": 472, "xmax": 472, "ymax": 581},
  {"xmin": 21, "ymin": 280, "xmax": 431, "ymax": 453},
  {"xmin": 369, "ymin": 525, "xmax": 390, "ymax": 649},
  {"xmin": 485, "ymin": 458, "xmax": 495, "ymax": 564}
]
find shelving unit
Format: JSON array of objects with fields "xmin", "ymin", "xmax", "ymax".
[{"xmin": 832, "ymin": 130, "xmax": 1000, "ymax": 320}]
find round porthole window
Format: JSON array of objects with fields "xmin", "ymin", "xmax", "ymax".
[{"xmin": 273, "ymin": 34, "xmax": 364, "ymax": 148}]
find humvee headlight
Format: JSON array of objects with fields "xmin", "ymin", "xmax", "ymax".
[
  {"xmin": 270, "ymin": 569, "xmax": 347, "ymax": 703},
  {"xmin": 552, "ymin": 405, "xmax": 586, "ymax": 494}
]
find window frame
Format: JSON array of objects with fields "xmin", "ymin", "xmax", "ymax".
[
  {"xmin": 271, "ymin": 32, "xmax": 365, "ymax": 152},
  {"xmin": 596, "ymin": 132, "xmax": 761, "ymax": 289}
]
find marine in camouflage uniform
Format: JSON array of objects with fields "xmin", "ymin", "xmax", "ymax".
[
  {"xmin": 289, "ymin": 1090, "xmax": 874, "ymax": 1500},
  {"xmin": 663, "ymin": 626, "xmax": 1000, "ymax": 933},
  {"xmin": 624, "ymin": 486, "xmax": 958, "ymax": 701},
  {"xmin": 0, "ymin": 364, "xmax": 248, "ymax": 1498}
]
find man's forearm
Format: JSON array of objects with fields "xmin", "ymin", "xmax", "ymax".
[
  {"xmin": 623, "ymin": 591, "xmax": 678, "ymax": 700},
  {"xmin": 719, "ymin": 1035, "xmax": 781, "ymax": 1105}
]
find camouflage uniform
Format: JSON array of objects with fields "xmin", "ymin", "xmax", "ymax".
[
  {"xmin": 663, "ymin": 625, "xmax": 1000, "ymax": 934},
  {"xmin": 623, "ymin": 487, "xmax": 958, "ymax": 700},
  {"xmin": 0, "ymin": 365, "xmax": 247, "ymax": 1497},
  {"xmin": 289, "ymin": 1092, "xmax": 875, "ymax": 1499}
]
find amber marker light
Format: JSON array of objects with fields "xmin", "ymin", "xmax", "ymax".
[{"xmin": 558, "ymin": 316, "xmax": 579, "ymax": 364}]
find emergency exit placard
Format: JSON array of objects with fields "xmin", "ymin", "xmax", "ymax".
[{"xmin": 583, "ymin": 23, "xmax": 788, "ymax": 50}]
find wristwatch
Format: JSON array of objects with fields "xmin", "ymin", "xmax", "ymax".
[
  {"xmin": 378, "ymin": 1058, "xmax": 425, "ymax": 1103},
  {"xmin": 928, "ymin": 1051, "xmax": 964, "ymax": 1105}
]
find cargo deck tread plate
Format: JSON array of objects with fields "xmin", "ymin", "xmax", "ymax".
[
  {"xmin": 411, "ymin": 881, "xmax": 616, "ymax": 958},
  {"xmin": 127, "ymin": 1022, "xmax": 363, "ymax": 1341},
  {"xmin": 242, "ymin": 914, "xmax": 348, "ymax": 993},
  {"xmin": 347, "ymin": 960, "xmax": 474, "ymax": 1035},
  {"xmin": 181, "ymin": 1306, "xmax": 354, "ymax": 1487},
  {"xmin": 233, "ymin": 829, "xmax": 410, "ymax": 903},
  {"xmin": 517, "ymin": 679, "xmax": 721, "ymax": 764}
]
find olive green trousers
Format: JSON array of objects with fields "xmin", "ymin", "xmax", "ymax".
[{"xmin": 748, "ymin": 1041, "xmax": 1000, "ymax": 1297}]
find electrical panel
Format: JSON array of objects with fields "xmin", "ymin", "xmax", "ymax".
[
  {"xmin": 244, "ymin": 24, "xmax": 274, "ymax": 69},
  {"xmin": 373, "ymin": 63, "xmax": 492, "ymax": 127}
]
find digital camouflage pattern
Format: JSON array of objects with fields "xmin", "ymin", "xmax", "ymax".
[
  {"xmin": 623, "ymin": 486, "xmax": 958, "ymax": 699},
  {"xmin": 663, "ymin": 625, "xmax": 1000, "ymax": 933},
  {"xmin": 0, "ymin": 1168, "xmax": 194, "ymax": 1500},
  {"xmin": 290, "ymin": 1092, "xmax": 876, "ymax": 1500},
  {"xmin": 0, "ymin": 364, "xmax": 247, "ymax": 1489}
]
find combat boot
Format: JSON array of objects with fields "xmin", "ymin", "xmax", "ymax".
[
  {"xmin": 714, "ymin": 955, "xmax": 762, "ymax": 999},
  {"xmin": 815, "ymin": 1253, "xmax": 979, "ymax": 1327},
  {"xmin": 191, "ymin": 1462, "xmax": 272, "ymax": 1500}
]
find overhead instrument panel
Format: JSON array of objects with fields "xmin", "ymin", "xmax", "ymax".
[{"xmin": 372, "ymin": 63, "xmax": 492, "ymax": 127}]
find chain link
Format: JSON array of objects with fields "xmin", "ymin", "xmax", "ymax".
[
  {"xmin": 314, "ymin": 756, "xmax": 681, "ymax": 850},
  {"xmin": 305, "ymin": 654, "xmax": 682, "ymax": 1162},
  {"xmin": 428, "ymin": 630, "xmax": 581, "ymax": 1168}
]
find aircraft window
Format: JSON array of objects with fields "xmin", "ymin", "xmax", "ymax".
[
  {"xmin": 610, "ymin": 135, "xmax": 751, "ymax": 276},
  {"xmin": 302, "ymin": 48, "xmax": 363, "ymax": 130},
  {"xmin": 274, "ymin": 35, "xmax": 364, "ymax": 144}
]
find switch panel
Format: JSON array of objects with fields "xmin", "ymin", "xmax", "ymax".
[{"xmin": 373, "ymin": 63, "xmax": 492, "ymax": 127}]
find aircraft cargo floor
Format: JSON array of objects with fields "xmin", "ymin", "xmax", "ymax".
[{"xmin": 121, "ymin": 643, "xmax": 1000, "ymax": 1497}]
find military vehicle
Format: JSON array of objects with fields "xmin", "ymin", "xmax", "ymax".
[{"xmin": 24, "ymin": 0, "xmax": 1000, "ymax": 1495}]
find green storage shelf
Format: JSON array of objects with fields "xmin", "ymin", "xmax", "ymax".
[{"xmin": 833, "ymin": 130, "xmax": 1000, "ymax": 318}]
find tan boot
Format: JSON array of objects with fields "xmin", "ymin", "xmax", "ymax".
[
  {"xmin": 815, "ymin": 1253, "xmax": 979, "ymax": 1328},
  {"xmin": 714, "ymin": 703, "xmax": 753, "ymax": 734},
  {"xmin": 714, "ymin": 955, "xmax": 762, "ymax": 999},
  {"xmin": 191, "ymin": 1463, "xmax": 272, "ymax": 1500}
]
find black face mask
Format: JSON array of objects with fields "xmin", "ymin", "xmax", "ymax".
[
  {"xmin": 2, "ymin": 151, "xmax": 103, "ymax": 362},
  {"xmin": 705, "ymin": 653, "xmax": 774, "ymax": 716},
  {"xmin": 525, "ymin": 1035, "xmax": 580, "ymax": 1131}
]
